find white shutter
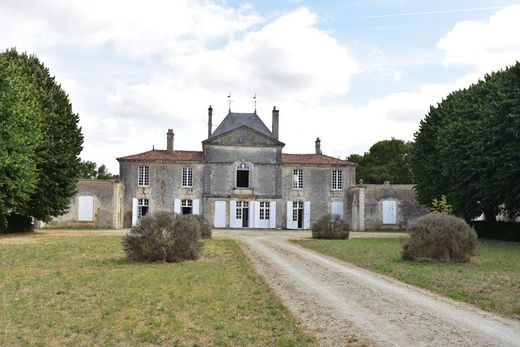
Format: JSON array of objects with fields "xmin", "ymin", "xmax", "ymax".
[
  {"xmin": 269, "ymin": 201, "xmax": 277, "ymax": 229},
  {"xmin": 383, "ymin": 200, "xmax": 397, "ymax": 224},
  {"xmin": 131, "ymin": 198, "xmax": 138, "ymax": 226},
  {"xmin": 286, "ymin": 201, "xmax": 293, "ymax": 229},
  {"xmin": 214, "ymin": 201, "xmax": 226, "ymax": 228},
  {"xmin": 193, "ymin": 199, "xmax": 200, "ymax": 215},
  {"xmin": 331, "ymin": 201, "xmax": 344, "ymax": 218},
  {"xmin": 230, "ymin": 200, "xmax": 238, "ymax": 228},
  {"xmin": 252, "ymin": 201, "xmax": 260, "ymax": 228},
  {"xmin": 174, "ymin": 199, "xmax": 181, "ymax": 214},
  {"xmin": 78, "ymin": 196, "xmax": 94, "ymax": 221},
  {"xmin": 303, "ymin": 201, "xmax": 311, "ymax": 230}
]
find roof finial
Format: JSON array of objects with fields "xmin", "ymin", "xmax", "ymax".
[
  {"xmin": 227, "ymin": 93, "xmax": 232, "ymax": 112},
  {"xmin": 253, "ymin": 93, "xmax": 257, "ymax": 113}
]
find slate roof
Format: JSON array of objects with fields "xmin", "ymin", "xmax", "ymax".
[
  {"xmin": 211, "ymin": 112, "xmax": 273, "ymax": 138},
  {"xmin": 117, "ymin": 150, "xmax": 203, "ymax": 162},
  {"xmin": 282, "ymin": 153, "xmax": 355, "ymax": 166}
]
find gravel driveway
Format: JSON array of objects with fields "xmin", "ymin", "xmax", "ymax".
[{"xmin": 215, "ymin": 229, "xmax": 520, "ymax": 347}]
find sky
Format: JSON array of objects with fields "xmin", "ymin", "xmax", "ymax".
[{"xmin": 1, "ymin": 0, "xmax": 519, "ymax": 173}]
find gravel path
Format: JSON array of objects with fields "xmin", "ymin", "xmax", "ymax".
[{"xmin": 217, "ymin": 230, "xmax": 520, "ymax": 347}]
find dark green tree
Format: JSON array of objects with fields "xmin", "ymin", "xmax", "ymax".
[
  {"xmin": 1, "ymin": 48, "xmax": 83, "ymax": 224},
  {"xmin": 0, "ymin": 54, "xmax": 43, "ymax": 228},
  {"xmin": 79, "ymin": 160, "xmax": 98, "ymax": 179},
  {"xmin": 411, "ymin": 62, "xmax": 520, "ymax": 220},
  {"xmin": 347, "ymin": 139, "xmax": 414, "ymax": 184}
]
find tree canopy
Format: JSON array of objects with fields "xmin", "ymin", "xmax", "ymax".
[
  {"xmin": 79, "ymin": 161, "xmax": 117, "ymax": 180},
  {"xmin": 411, "ymin": 62, "xmax": 520, "ymax": 220},
  {"xmin": 0, "ymin": 48, "xmax": 83, "ymax": 230},
  {"xmin": 347, "ymin": 138, "xmax": 414, "ymax": 184}
]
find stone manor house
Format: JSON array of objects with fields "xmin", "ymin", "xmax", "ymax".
[{"xmin": 49, "ymin": 106, "xmax": 426, "ymax": 230}]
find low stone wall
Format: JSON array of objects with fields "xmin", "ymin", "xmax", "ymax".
[{"xmin": 45, "ymin": 179, "xmax": 124, "ymax": 229}]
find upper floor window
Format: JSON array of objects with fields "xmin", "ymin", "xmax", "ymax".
[
  {"xmin": 181, "ymin": 199, "xmax": 193, "ymax": 214},
  {"xmin": 236, "ymin": 163, "xmax": 250, "ymax": 188},
  {"xmin": 182, "ymin": 167, "xmax": 193, "ymax": 187},
  {"xmin": 332, "ymin": 170, "xmax": 343, "ymax": 190},
  {"xmin": 138, "ymin": 166, "xmax": 149, "ymax": 186},
  {"xmin": 292, "ymin": 169, "xmax": 303, "ymax": 189}
]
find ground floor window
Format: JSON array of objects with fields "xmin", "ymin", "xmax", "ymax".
[
  {"xmin": 181, "ymin": 199, "xmax": 193, "ymax": 215},
  {"xmin": 138, "ymin": 199, "xmax": 149, "ymax": 220},
  {"xmin": 292, "ymin": 201, "xmax": 304, "ymax": 228},
  {"xmin": 236, "ymin": 201, "xmax": 249, "ymax": 227},
  {"xmin": 260, "ymin": 202, "xmax": 270, "ymax": 220}
]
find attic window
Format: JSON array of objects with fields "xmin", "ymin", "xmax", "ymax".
[{"xmin": 236, "ymin": 163, "xmax": 250, "ymax": 188}]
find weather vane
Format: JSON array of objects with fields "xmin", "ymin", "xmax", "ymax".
[
  {"xmin": 253, "ymin": 93, "xmax": 257, "ymax": 113},
  {"xmin": 227, "ymin": 93, "xmax": 232, "ymax": 112}
]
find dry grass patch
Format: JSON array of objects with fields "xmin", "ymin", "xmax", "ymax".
[
  {"xmin": 295, "ymin": 237, "xmax": 520, "ymax": 320},
  {"xmin": 0, "ymin": 235, "xmax": 314, "ymax": 346}
]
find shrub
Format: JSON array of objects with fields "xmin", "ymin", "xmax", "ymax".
[
  {"xmin": 122, "ymin": 211, "xmax": 203, "ymax": 262},
  {"xmin": 312, "ymin": 214, "xmax": 350, "ymax": 240},
  {"xmin": 193, "ymin": 214, "xmax": 212, "ymax": 239},
  {"xmin": 470, "ymin": 221, "xmax": 520, "ymax": 242},
  {"xmin": 401, "ymin": 213, "xmax": 478, "ymax": 262},
  {"xmin": 0, "ymin": 214, "xmax": 33, "ymax": 233}
]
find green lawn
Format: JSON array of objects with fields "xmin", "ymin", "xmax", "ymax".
[
  {"xmin": 0, "ymin": 234, "xmax": 314, "ymax": 346},
  {"xmin": 295, "ymin": 237, "xmax": 520, "ymax": 320}
]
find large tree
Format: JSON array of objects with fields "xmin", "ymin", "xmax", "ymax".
[
  {"xmin": 0, "ymin": 49, "xmax": 83, "ymax": 227},
  {"xmin": 347, "ymin": 138, "xmax": 414, "ymax": 184},
  {"xmin": 0, "ymin": 54, "xmax": 43, "ymax": 227},
  {"xmin": 411, "ymin": 62, "xmax": 520, "ymax": 220}
]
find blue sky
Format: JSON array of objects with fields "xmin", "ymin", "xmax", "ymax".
[{"xmin": 1, "ymin": 0, "xmax": 519, "ymax": 172}]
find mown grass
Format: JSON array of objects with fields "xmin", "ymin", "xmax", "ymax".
[
  {"xmin": 295, "ymin": 237, "xmax": 520, "ymax": 320},
  {"xmin": 0, "ymin": 235, "xmax": 314, "ymax": 346}
]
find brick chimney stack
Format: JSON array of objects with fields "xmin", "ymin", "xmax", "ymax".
[
  {"xmin": 167, "ymin": 129, "xmax": 174, "ymax": 153},
  {"xmin": 208, "ymin": 105, "xmax": 213, "ymax": 138},
  {"xmin": 272, "ymin": 106, "xmax": 279, "ymax": 139},
  {"xmin": 315, "ymin": 137, "xmax": 322, "ymax": 154}
]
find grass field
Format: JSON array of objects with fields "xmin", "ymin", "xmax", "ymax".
[
  {"xmin": 295, "ymin": 237, "xmax": 520, "ymax": 320},
  {"xmin": 0, "ymin": 234, "xmax": 314, "ymax": 346}
]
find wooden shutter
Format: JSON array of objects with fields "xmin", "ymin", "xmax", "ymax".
[
  {"xmin": 131, "ymin": 198, "xmax": 138, "ymax": 226},
  {"xmin": 193, "ymin": 199, "xmax": 200, "ymax": 215},
  {"xmin": 269, "ymin": 201, "xmax": 277, "ymax": 229},
  {"xmin": 303, "ymin": 201, "xmax": 311, "ymax": 230},
  {"xmin": 174, "ymin": 199, "xmax": 181, "ymax": 214}
]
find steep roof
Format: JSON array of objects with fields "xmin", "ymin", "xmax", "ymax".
[
  {"xmin": 117, "ymin": 150, "xmax": 203, "ymax": 162},
  {"xmin": 211, "ymin": 112, "xmax": 273, "ymax": 138},
  {"xmin": 282, "ymin": 153, "xmax": 356, "ymax": 166}
]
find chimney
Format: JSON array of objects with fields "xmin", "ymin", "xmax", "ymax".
[
  {"xmin": 315, "ymin": 137, "xmax": 322, "ymax": 154},
  {"xmin": 167, "ymin": 129, "xmax": 174, "ymax": 153},
  {"xmin": 207, "ymin": 105, "xmax": 213, "ymax": 138},
  {"xmin": 272, "ymin": 106, "xmax": 279, "ymax": 139}
]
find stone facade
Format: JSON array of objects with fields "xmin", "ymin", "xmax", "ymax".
[
  {"xmin": 47, "ymin": 179, "xmax": 124, "ymax": 229},
  {"xmin": 117, "ymin": 107, "xmax": 357, "ymax": 229}
]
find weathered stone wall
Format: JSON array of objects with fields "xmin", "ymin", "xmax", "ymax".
[
  {"xmin": 281, "ymin": 165, "xmax": 355, "ymax": 228},
  {"xmin": 119, "ymin": 161, "xmax": 204, "ymax": 227},
  {"xmin": 48, "ymin": 179, "xmax": 124, "ymax": 229},
  {"xmin": 348, "ymin": 183, "xmax": 427, "ymax": 230}
]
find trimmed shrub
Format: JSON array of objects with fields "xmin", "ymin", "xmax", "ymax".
[
  {"xmin": 193, "ymin": 214, "xmax": 212, "ymax": 239},
  {"xmin": 401, "ymin": 213, "xmax": 478, "ymax": 262},
  {"xmin": 312, "ymin": 213, "xmax": 350, "ymax": 240},
  {"xmin": 0, "ymin": 214, "xmax": 33, "ymax": 233},
  {"xmin": 122, "ymin": 211, "xmax": 203, "ymax": 262}
]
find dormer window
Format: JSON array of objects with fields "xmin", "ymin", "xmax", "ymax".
[{"xmin": 236, "ymin": 163, "xmax": 250, "ymax": 188}]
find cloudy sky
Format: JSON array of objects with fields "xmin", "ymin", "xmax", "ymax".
[{"xmin": 1, "ymin": 0, "xmax": 519, "ymax": 173}]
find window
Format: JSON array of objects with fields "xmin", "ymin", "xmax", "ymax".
[
  {"xmin": 182, "ymin": 167, "xmax": 193, "ymax": 187},
  {"xmin": 138, "ymin": 166, "xmax": 150, "ymax": 186},
  {"xmin": 332, "ymin": 170, "xmax": 343, "ymax": 190},
  {"xmin": 292, "ymin": 201, "xmax": 303, "ymax": 221},
  {"xmin": 292, "ymin": 169, "xmax": 303, "ymax": 189},
  {"xmin": 236, "ymin": 163, "xmax": 250, "ymax": 188},
  {"xmin": 138, "ymin": 198, "xmax": 149, "ymax": 219},
  {"xmin": 181, "ymin": 199, "xmax": 193, "ymax": 215},
  {"xmin": 260, "ymin": 202, "xmax": 270, "ymax": 220},
  {"xmin": 236, "ymin": 201, "xmax": 249, "ymax": 219}
]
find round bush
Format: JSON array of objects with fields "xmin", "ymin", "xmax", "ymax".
[
  {"xmin": 401, "ymin": 213, "xmax": 478, "ymax": 262},
  {"xmin": 312, "ymin": 213, "xmax": 350, "ymax": 240},
  {"xmin": 122, "ymin": 211, "xmax": 203, "ymax": 262}
]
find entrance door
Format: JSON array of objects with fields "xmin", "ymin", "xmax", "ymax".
[
  {"xmin": 293, "ymin": 201, "xmax": 304, "ymax": 229},
  {"xmin": 242, "ymin": 206, "xmax": 249, "ymax": 227},
  {"xmin": 214, "ymin": 201, "xmax": 226, "ymax": 228},
  {"xmin": 383, "ymin": 200, "xmax": 397, "ymax": 224}
]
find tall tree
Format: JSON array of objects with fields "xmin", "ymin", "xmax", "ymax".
[
  {"xmin": 348, "ymin": 139, "xmax": 414, "ymax": 184},
  {"xmin": 0, "ymin": 54, "xmax": 43, "ymax": 228},
  {"xmin": 1, "ymin": 49, "xmax": 83, "ymax": 225},
  {"xmin": 411, "ymin": 62, "xmax": 520, "ymax": 220}
]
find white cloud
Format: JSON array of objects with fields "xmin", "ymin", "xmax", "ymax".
[{"xmin": 437, "ymin": 5, "xmax": 520, "ymax": 73}]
